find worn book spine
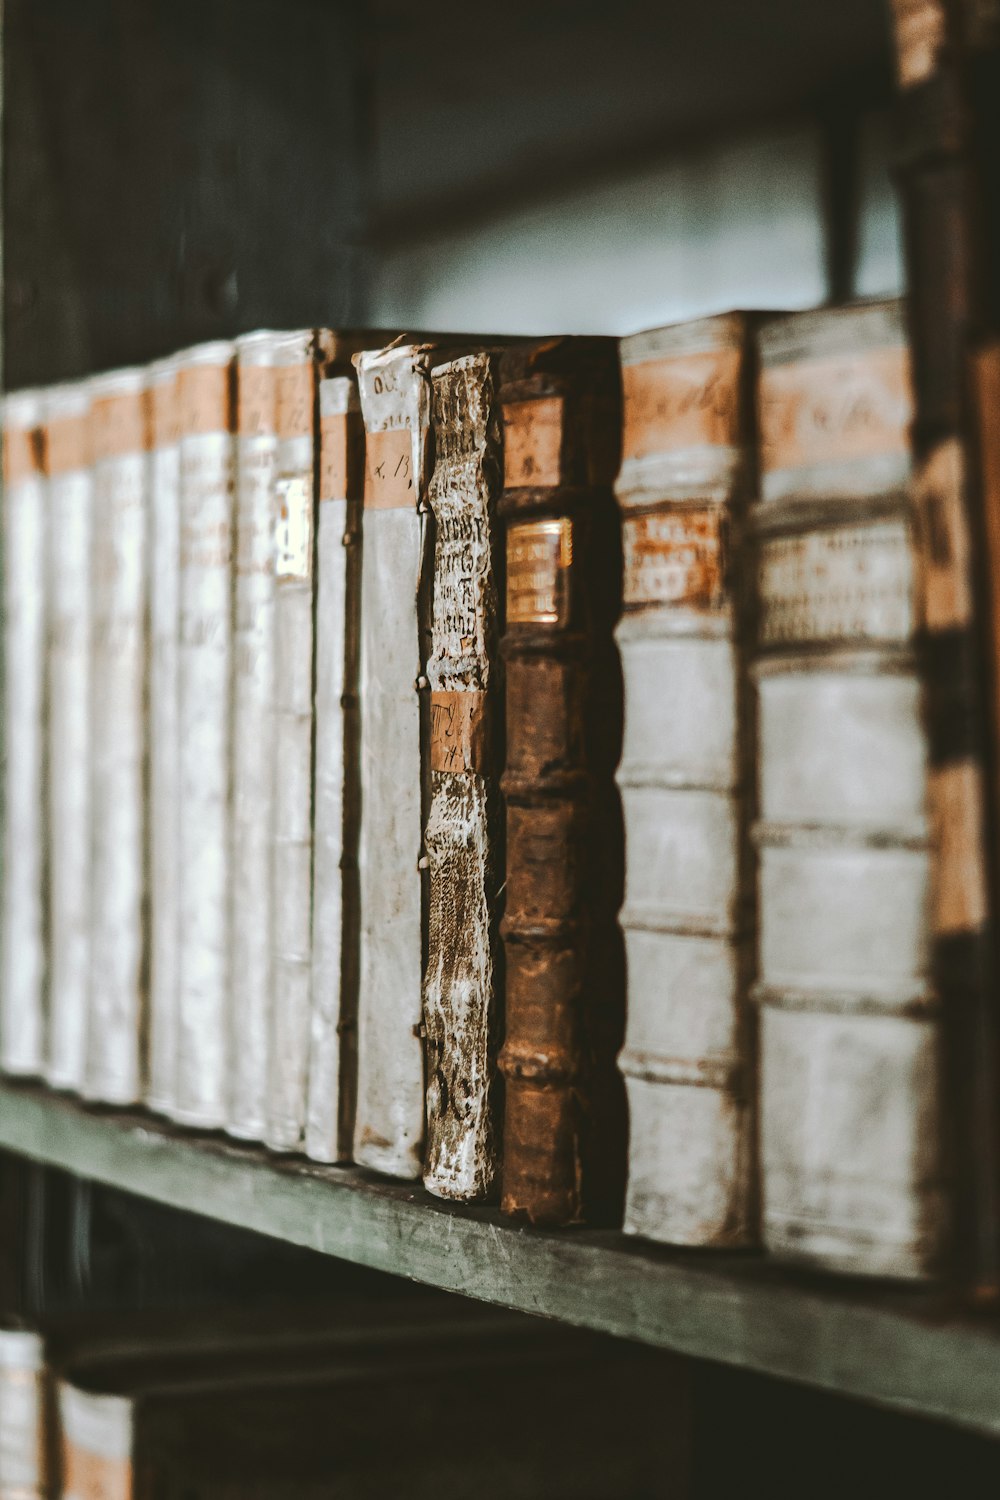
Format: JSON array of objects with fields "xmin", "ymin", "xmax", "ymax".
[
  {"xmin": 305, "ymin": 375, "xmax": 363, "ymax": 1164},
  {"xmin": 497, "ymin": 340, "xmax": 626, "ymax": 1226},
  {"xmin": 43, "ymin": 382, "xmax": 93, "ymax": 1095},
  {"xmin": 352, "ymin": 343, "xmax": 431, "ymax": 1179},
  {"xmin": 422, "ymin": 353, "xmax": 504, "ymax": 1201},
  {"xmin": 614, "ymin": 314, "xmax": 757, "ymax": 1247},
  {"xmin": 146, "ymin": 357, "xmax": 183, "ymax": 1118},
  {"xmin": 753, "ymin": 299, "xmax": 944, "ymax": 1279},
  {"xmin": 228, "ymin": 331, "xmax": 280, "ymax": 1141},
  {"xmin": 890, "ymin": 0, "xmax": 1000, "ymax": 1290},
  {"xmin": 266, "ymin": 331, "xmax": 321, "ymax": 1153},
  {"xmin": 86, "ymin": 369, "xmax": 149, "ymax": 1106},
  {"xmin": 1, "ymin": 393, "xmax": 47, "ymax": 1077},
  {"xmin": 58, "ymin": 1384, "xmax": 133, "ymax": 1500},
  {"xmin": 0, "ymin": 1330, "xmax": 51, "ymax": 1498},
  {"xmin": 175, "ymin": 342, "xmax": 236, "ymax": 1129}
]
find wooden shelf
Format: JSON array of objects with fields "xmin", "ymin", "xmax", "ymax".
[{"xmin": 2, "ymin": 1080, "xmax": 1000, "ymax": 1435}]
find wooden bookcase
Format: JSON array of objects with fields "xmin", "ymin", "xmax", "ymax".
[{"xmin": 5, "ymin": 0, "xmax": 1000, "ymax": 1463}]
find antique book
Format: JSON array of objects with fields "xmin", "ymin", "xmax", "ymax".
[
  {"xmin": 497, "ymin": 338, "xmax": 627, "ymax": 1226},
  {"xmin": 351, "ymin": 342, "xmax": 433, "ymax": 1178},
  {"xmin": 421, "ymin": 352, "xmax": 505, "ymax": 1201},
  {"xmin": 86, "ymin": 368, "xmax": 149, "ymax": 1105},
  {"xmin": 305, "ymin": 373, "xmax": 363, "ymax": 1164},
  {"xmin": 43, "ymin": 381, "xmax": 93, "ymax": 1095},
  {"xmin": 0, "ymin": 1329, "xmax": 50, "ymax": 1498},
  {"xmin": 753, "ymin": 299, "xmax": 945, "ymax": 1278},
  {"xmin": 228, "ymin": 331, "xmax": 281, "ymax": 1141},
  {"xmin": 175, "ymin": 341, "xmax": 237, "ymax": 1129},
  {"xmin": 146, "ymin": 356, "xmax": 183, "ymax": 1118},
  {"xmin": 890, "ymin": 0, "xmax": 1000, "ymax": 1288},
  {"xmin": 1, "ymin": 393, "xmax": 47, "ymax": 1077},
  {"xmin": 266, "ymin": 329, "xmax": 325, "ymax": 1153},
  {"xmin": 615, "ymin": 315, "xmax": 757, "ymax": 1247}
]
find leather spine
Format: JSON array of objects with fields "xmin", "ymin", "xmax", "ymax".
[
  {"xmin": 754, "ymin": 300, "xmax": 945, "ymax": 1278},
  {"xmin": 266, "ymin": 331, "xmax": 322, "ymax": 1153},
  {"xmin": 1, "ymin": 393, "xmax": 47, "ymax": 1078},
  {"xmin": 497, "ymin": 339, "xmax": 626, "ymax": 1226},
  {"xmin": 305, "ymin": 374, "xmax": 363, "ymax": 1164},
  {"xmin": 175, "ymin": 341, "xmax": 236, "ymax": 1129},
  {"xmin": 86, "ymin": 368, "xmax": 150, "ymax": 1105},
  {"xmin": 352, "ymin": 343, "xmax": 433, "ymax": 1178},
  {"xmin": 43, "ymin": 381, "xmax": 93, "ymax": 1096},
  {"xmin": 146, "ymin": 357, "xmax": 183, "ymax": 1118},
  {"xmin": 615, "ymin": 313, "xmax": 758, "ymax": 1247},
  {"xmin": 227, "ymin": 331, "xmax": 280, "ymax": 1141},
  {"xmin": 422, "ymin": 352, "xmax": 504, "ymax": 1201}
]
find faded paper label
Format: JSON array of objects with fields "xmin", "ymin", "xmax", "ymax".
[
  {"xmin": 364, "ymin": 427, "xmax": 413, "ymax": 509},
  {"xmin": 320, "ymin": 413, "xmax": 349, "ymax": 502},
  {"xmin": 507, "ymin": 516, "xmax": 573, "ymax": 626},
  {"xmin": 759, "ymin": 520, "xmax": 915, "ymax": 645},
  {"xmin": 622, "ymin": 347, "xmax": 742, "ymax": 461},
  {"xmin": 760, "ymin": 346, "xmax": 912, "ymax": 478},
  {"xmin": 276, "ymin": 474, "xmax": 313, "ymax": 581},
  {"xmin": 502, "ymin": 396, "xmax": 564, "ymax": 487},
  {"xmin": 929, "ymin": 759, "xmax": 989, "ymax": 936},
  {"xmin": 430, "ymin": 689, "xmax": 488, "ymax": 773},
  {"xmin": 623, "ymin": 508, "xmax": 726, "ymax": 610}
]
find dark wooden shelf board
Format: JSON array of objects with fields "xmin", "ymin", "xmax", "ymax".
[{"xmin": 2, "ymin": 1079, "xmax": 999, "ymax": 1435}]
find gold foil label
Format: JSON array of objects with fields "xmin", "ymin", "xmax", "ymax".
[
  {"xmin": 430, "ymin": 690, "xmax": 488, "ymax": 773},
  {"xmin": 759, "ymin": 346, "xmax": 912, "ymax": 478},
  {"xmin": 275, "ymin": 475, "xmax": 313, "ymax": 581},
  {"xmin": 507, "ymin": 517, "xmax": 572, "ymax": 625},
  {"xmin": 502, "ymin": 396, "xmax": 564, "ymax": 487},
  {"xmin": 364, "ymin": 427, "xmax": 413, "ymax": 509},
  {"xmin": 623, "ymin": 508, "xmax": 726, "ymax": 610},
  {"xmin": 758, "ymin": 521, "xmax": 915, "ymax": 644},
  {"xmin": 622, "ymin": 348, "xmax": 742, "ymax": 461}
]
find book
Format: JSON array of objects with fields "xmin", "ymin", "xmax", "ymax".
[
  {"xmin": 304, "ymin": 373, "xmax": 363, "ymax": 1164},
  {"xmin": 266, "ymin": 330, "xmax": 325, "ymax": 1153},
  {"xmin": 753, "ymin": 299, "xmax": 945, "ymax": 1278},
  {"xmin": 228, "ymin": 331, "xmax": 281, "ymax": 1141},
  {"xmin": 86, "ymin": 368, "xmax": 150, "ymax": 1105},
  {"xmin": 1, "ymin": 392, "xmax": 47, "ymax": 1078},
  {"xmin": 615, "ymin": 315, "xmax": 757, "ymax": 1247},
  {"xmin": 496, "ymin": 337, "xmax": 627, "ymax": 1226},
  {"xmin": 175, "ymin": 341, "xmax": 237, "ymax": 1129},
  {"xmin": 43, "ymin": 381, "xmax": 93, "ymax": 1095},
  {"xmin": 421, "ymin": 352, "xmax": 504, "ymax": 1201},
  {"xmin": 146, "ymin": 356, "xmax": 183, "ymax": 1118},
  {"xmin": 351, "ymin": 342, "xmax": 432, "ymax": 1179},
  {"xmin": 0, "ymin": 1329, "xmax": 50, "ymax": 1498}
]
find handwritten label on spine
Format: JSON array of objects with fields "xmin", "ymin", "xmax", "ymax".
[
  {"xmin": 507, "ymin": 517, "xmax": 573, "ymax": 626},
  {"xmin": 758, "ymin": 521, "xmax": 915, "ymax": 645},
  {"xmin": 623, "ymin": 508, "xmax": 726, "ymax": 610},
  {"xmin": 760, "ymin": 347, "xmax": 912, "ymax": 479},
  {"xmin": 502, "ymin": 396, "xmax": 564, "ymax": 487},
  {"xmin": 364, "ymin": 428, "xmax": 412, "ymax": 509},
  {"xmin": 622, "ymin": 348, "xmax": 741, "ymax": 460}
]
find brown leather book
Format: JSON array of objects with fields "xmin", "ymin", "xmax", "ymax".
[
  {"xmin": 890, "ymin": 0, "xmax": 1000, "ymax": 1291},
  {"xmin": 497, "ymin": 338, "xmax": 626, "ymax": 1227}
]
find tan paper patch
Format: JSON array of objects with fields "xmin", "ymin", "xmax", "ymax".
[
  {"xmin": 46, "ymin": 413, "xmax": 89, "ymax": 476},
  {"xmin": 178, "ymin": 362, "xmax": 233, "ymax": 436},
  {"xmin": 92, "ymin": 389, "xmax": 150, "ymax": 461},
  {"xmin": 622, "ymin": 348, "xmax": 742, "ymax": 461},
  {"xmin": 430, "ymin": 690, "xmax": 488, "ymax": 773},
  {"xmin": 276, "ymin": 361, "xmax": 313, "ymax": 440},
  {"xmin": 62, "ymin": 1441, "xmax": 133, "ymax": 1500},
  {"xmin": 364, "ymin": 427, "xmax": 413, "ymax": 509},
  {"xmin": 503, "ymin": 396, "xmax": 564, "ymax": 487},
  {"xmin": 759, "ymin": 345, "xmax": 912, "ymax": 477},
  {"xmin": 237, "ymin": 363, "xmax": 276, "ymax": 438},
  {"xmin": 929, "ymin": 760, "xmax": 988, "ymax": 936}
]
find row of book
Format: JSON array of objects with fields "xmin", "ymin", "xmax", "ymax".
[
  {"xmin": 0, "ymin": 1304, "xmax": 681, "ymax": 1498},
  {"xmin": 1, "ymin": 299, "xmax": 992, "ymax": 1279}
]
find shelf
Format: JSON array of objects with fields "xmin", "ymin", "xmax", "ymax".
[{"xmin": 2, "ymin": 1081, "xmax": 1000, "ymax": 1435}]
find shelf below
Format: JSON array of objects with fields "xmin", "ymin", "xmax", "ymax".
[{"xmin": 1, "ymin": 1079, "xmax": 999, "ymax": 1436}]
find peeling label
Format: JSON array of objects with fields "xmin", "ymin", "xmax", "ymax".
[
  {"xmin": 507, "ymin": 517, "xmax": 573, "ymax": 626},
  {"xmin": 276, "ymin": 475, "xmax": 313, "ymax": 581}
]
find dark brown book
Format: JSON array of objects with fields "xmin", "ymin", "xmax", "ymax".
[
  {"xmin": 890, "ymin": 0, "xmax": 1000, "ymax": 1291},
  {"xmin": 496, "ymin": 338, "xmax": 626, "ymax": 1227}
]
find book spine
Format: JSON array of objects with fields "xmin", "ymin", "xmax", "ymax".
[
  {"xmin": 0, "ymin": 1331, "xmax": 51, "ymax": 1498},
  {"xmin": 497, "ymin": 348, "xmax": 626, "ymax": 1226},
  {"xmin": 228, "ymin": 334, "xmax": 280, "ymax": 1141},
  {"xmin": 43, "ymin": 384, "xmax": 93, "ymax": 1095},
  {"xmin": 146, "ymin": 359, "xmax": 183, "ymax": 1118},
  {"xmin": 175, "ymin": 344, "xmax": 236, "ymax": 1129},
  {"xmin": 1, "ymin": 395, "xmax": 47, "ymax": 1077},
  {"xmin": 85, "ymin": 371, "xmax": 150, "ymax": 1105},
  {"xmin": 266, "ymin": 333, "xmax": 319, "ymax": 1153},
  {"xmin": 305, "ymin": 376, "xmax": 362, "ymax": 1164},
  {"xmin": 422, "ymin": 353, "xmax": 503, "ymax": 1201},
  {"xmin": 753, "ymin": 301, "xmax": 945, "ymax": 1279},
  {"xmin": 58, "ymin": 1384, "xmax": 133, "ymax": 1500},
  {"xmin": 352, "ymin": 344, "xmax": 430, "ymax": 1179},
  {"xmin": 614, "ymin": 315, "xmax": 757, "ymax": 1247}
]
